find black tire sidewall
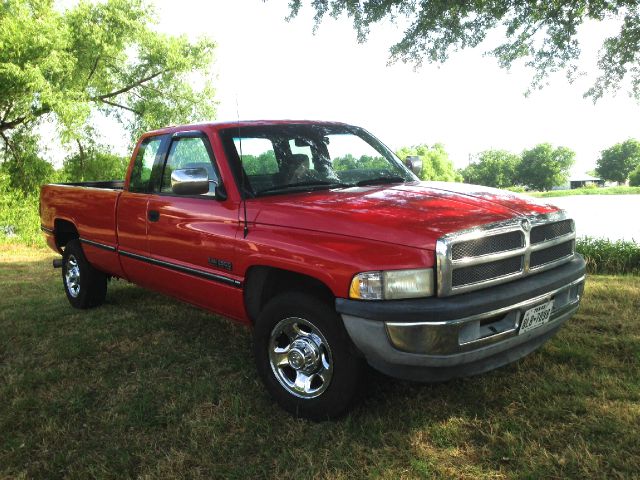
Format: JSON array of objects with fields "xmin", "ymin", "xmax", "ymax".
[
  {"xmin": 253, "ymin": 292, "xmax": 362, "ymax": 420},
  {"xmin": 62, "ymin": 240, "xmax": 106, "ymax": 309}
]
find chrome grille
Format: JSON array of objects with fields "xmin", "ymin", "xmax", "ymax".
[
  {"xmin": 452, "ymin": 256, "xmax": 523, "ymax": 287},
  {"xmin": 530, "ymin": 240, "xmax": 574, "ymax": 268},
  {"xmin": 436, "ymin": 212, "xmax": 576, "ymax": 296},
  {"xmin": 451, "ymin": 231, "xmax": 524, "ymax": 260},
  {"xmin": 530, "ymin": 220, "xmax": 573, "ymax": 244}
]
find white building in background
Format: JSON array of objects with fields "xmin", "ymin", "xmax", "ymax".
[
  {"xmin": 552, "ymin": 170, "xmax": 605, "ymax": 190},
  {"xmin": 568, "ymin": 173, "xmax": 605, "ymax": 189}
]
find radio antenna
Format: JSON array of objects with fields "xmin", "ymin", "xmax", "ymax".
[{"xmin": 237, "ymin": 95, "xmax": 249, "ymax": 238}]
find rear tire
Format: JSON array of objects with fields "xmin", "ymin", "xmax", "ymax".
[
  {"xmin": 62, "ymin": 239, "xmax": 107, "ymax": 309},
  {"xmin": 253, "ymin": 292, "xmax": 364, "ymax": 420}
]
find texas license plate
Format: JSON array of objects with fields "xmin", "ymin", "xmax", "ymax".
[{"xmin": 519, "ymin": 300, "xmax": 554, "ymax": 335}]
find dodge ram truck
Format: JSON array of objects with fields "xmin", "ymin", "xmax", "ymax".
[{"xmin": 40, "ymin": 120, "xmax": 586, "ymax": 419}]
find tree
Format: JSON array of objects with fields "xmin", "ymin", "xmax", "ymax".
[
  {"xmin": 289, "ymin": 1, "xmax": 640, "ymax": 100},
  {"xmin": 61, "ymin": 146, "xmax": 128, "ymax": 183},
  {"xmin": 629, "ymin": 164, "xmax": 640, "ymax": 187},
  {"xmin": 0, "ymin": 129, "xmax": 55, "ymax": 195},
  {"xmin": 596, "ymin": 139, "xmax": 640, "ymax": 183},
  {"xmin": 242, "ymin": 150, "xmax": 278, "ymax": 175},
  {"xmin": 396, "ymin": 144, "xmax": 462, "ymax": 182},
  {"xmin": 333, "ymin": 153, "xmax": 358, "ymax": 171},
  {"xmin": 0, "ymin": 0, "xmax": 216, "ymax": 188},
  {"xmin": 461, "ymin": 149, "xmax": 521, "ymax": 188},
  {"xmin": 517, "ymin": 144, "xmax": 575, "ymax": 191}
]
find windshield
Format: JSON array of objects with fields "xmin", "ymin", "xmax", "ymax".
[{"xmin": 219, "ymin": 124, "xmax": 417, "ymax": 196}]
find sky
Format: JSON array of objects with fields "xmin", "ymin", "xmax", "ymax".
[{"xmin": 55, "ymin": 0, "xmax": 640, "ymax": 175}]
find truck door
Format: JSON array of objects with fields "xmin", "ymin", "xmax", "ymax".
[
  {"xmin": 144, "ymin": 131, "xmax": 244, "ymax": 319},
  {"xmin": 117, "ymin": 134, "xmax": 169, "ymax": 282}
]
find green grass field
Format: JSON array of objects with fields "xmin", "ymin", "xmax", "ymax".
[
  {"xmin": 1, "ymin": 244, "xmax": 639, "ymax": 479},
  {"xmin": 527, "ymin": 186, "xmax": 640, "ymax": 198}
]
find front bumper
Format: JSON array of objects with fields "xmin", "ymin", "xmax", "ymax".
[{"xmin": 337, "ymin": 255, "xmax": 586, "ymax": 382}]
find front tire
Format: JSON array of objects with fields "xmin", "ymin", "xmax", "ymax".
[
  {"xmin": 253, "ymin": 292, "xmax": 363, "ymax": 420},
  {"xmin": 62, "ymin": 239, "xmax": 107, "ymax": 309}
]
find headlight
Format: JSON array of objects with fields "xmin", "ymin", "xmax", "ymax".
[{"xmin": 349, "ymin": 269, "xmax": 434, "ymax": 300}]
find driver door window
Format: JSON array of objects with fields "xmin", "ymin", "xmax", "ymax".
[{"xmin": 160, "ymin": 137, "xmax": 218, "ymax": 195}]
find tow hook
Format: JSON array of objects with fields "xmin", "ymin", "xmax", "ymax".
[{"xmin": 53, "ymin": 258, "xmax": 63, "ymax": 269}]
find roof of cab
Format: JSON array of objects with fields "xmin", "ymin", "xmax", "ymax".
[{"xmin": 142, "ymin": 119, "xmax": 352, "ymax": 138}]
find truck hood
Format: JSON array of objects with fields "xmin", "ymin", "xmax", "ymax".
[{"xmin": 248, "ymin": 181, "xmax": 559, "ymax": 250}]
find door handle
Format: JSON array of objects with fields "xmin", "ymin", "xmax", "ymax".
[{"xmin": 148, "ymin": 210, "xmax": 160, "ymax": 222}]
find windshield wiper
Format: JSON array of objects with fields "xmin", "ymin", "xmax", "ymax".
[
  {"xmin": 257, "ymin": 180, "xmax": 353, "ymax": 196},
  {"xmin": 355, "ymin": 175, "xmax": 406, "ymax": 187}
]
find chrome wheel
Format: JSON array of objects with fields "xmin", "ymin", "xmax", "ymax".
[
  {"xmin": 268, "ymin": 317, "xmax": 333, "ymax": 399},
  {"xmin": 65, "ymin": 254, "xmax": 81, "ymax": 298}
]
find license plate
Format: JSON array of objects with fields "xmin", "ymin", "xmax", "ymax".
[{"xmin": 519, "ymin": 300, "xmax": 554, "ymax": 335}]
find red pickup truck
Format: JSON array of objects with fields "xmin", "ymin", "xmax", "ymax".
[{"xmin": 40, "ymin": 120, "xmax": 585, "ymax": 419}]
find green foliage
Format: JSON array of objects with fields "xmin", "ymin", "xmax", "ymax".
[
  {"xmin": 396, "ymin": 144, "xmax": 462, "ymax": 182},
  {"xmin": 0, "ymin": 0, "xmax": 216, "ymax": 192},
  {"xmin": 0, "ymin": 0, "xmax": 216, "ymax": 141},
  {"xmin": 61, "ymin": 148, "xmax": 128, "ymax": 182},
  {"xmin": 461, "ymin": 149, "xmax": 520, "ymax": 188},
  {"xmin": 517, "ymin": 144, "xmax": 574, "ymax": 191},
  {"xmin": 333, "ymin": 153, "xmax": 388, "ymax": 171},
  {"xmin": 0, "ymin": 129, "xmax": 57, "ymax": 194},
  {"xmin": 596, "ymin": 139, "xmax": 640, "ymax": 183},
  {"xmin": 528, "ymin": 186, "xmax": 640, "ymax": 198},
  {"xmin": 290, "ymin": 1, "xmax": 640, "ymax": 100},
  {"xmin": 0, "ymin": 172, "xmax": 42, "ymax": 245},
  {"xmin": 629, "ymin": 164, "xmax": 640, "ymax": 187},
  {"xmin": 242, "ymin": 150, "xmax": 279, "ymax": 175},
  {"xmin": 577, "ymin": 237, "xmax": 640, "ymax": 275}
]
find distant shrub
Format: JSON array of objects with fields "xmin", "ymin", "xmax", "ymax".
[
  {"xmin": 528, "ymin": 186, "xmax": 640, "ymax": 197},
  {"xmin": 576, "ymin": 237, "xmax": 640, "ymax": 275},
  {"xmin": 629, "ymin": 165, "xmax": 640, "ymax": 187},
  {"xmin": 505, "ymin": 186, "xmax": 527, "ymax": 193}
]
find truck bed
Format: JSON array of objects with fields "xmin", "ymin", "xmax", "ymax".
[
  {"xmin": 47, "ymin": 180, "xmax": 124, "ymax": 190},
  {"xmin": 40, "ymin": 182, "xmax": 123, "ymax": 252}
]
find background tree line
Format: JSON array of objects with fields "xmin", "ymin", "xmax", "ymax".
[{"xmin": 458, "ymin": 139, "xmax": 640, "ymax": 190}]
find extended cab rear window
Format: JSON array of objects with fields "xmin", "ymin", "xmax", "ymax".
[{"xmin": 129, "ymin": 137, "xmax": 163, "ymax": 193}]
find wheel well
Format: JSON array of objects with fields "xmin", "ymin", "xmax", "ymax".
[
  {"xmin": 54, "ymin": 219, "xmax": 79, "ymax": 250},
  {"xmin": 244, "ymin": 266, "xmax": 335, "ymax": 323}
]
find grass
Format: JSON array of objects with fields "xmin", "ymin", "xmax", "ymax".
[
  {"xmin": 577, "ymin": 237, "xmax": 640, "ymax": 275},
  {"xmin": 1, "ymin": 244, "xmax": 639, "ymax": 479},
  {"xmin": 527, "ymin": 186, "xmax": 640, "ymax": 198}
]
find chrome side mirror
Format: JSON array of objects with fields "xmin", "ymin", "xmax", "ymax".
[
  {"xmin": 405, "ymin": 155, "xmax": 422, "ymax": 176},
  {"xmin": 171, "ymin": 167, "xmax": 211, "ymax": 195}
]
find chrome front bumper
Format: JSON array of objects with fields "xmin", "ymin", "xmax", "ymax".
[
  {"xmin": 384, "ymin": 276, "xmax": 583, "ymax": 357},
  {"xmin": 337, "ymin": 257, "xmax": 586, "ymax": 382}
]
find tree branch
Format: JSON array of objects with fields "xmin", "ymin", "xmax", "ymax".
[
  {"xmin": 93, "ymin": 70, "xmax": 166, "ymax": 101},
  {"xmin": 86, "ymin": 55, "xmax": 101, "ymax": 84},
  {"xmin": 1, "ymin": 101, "xmax": 14, "ymax": 124},
  {"xmin": 0, "ymin": 105, "xmax": 50, "ymax": 133},
  {"xmin": 0, "ymin": 130, "xmax": 18, "ymax": 157},
  {"xmin": 138, "ymin": 83, "xmax": 201, "ymax": 106},
  {"xmin": 0, "ymin": 131, "xmax": 10, "ymax": 152},
  {"xmin": 0, "ymin": 116, "xmax": 27, "ymax": 133},
  {"xmin": 99, "ymin": 98, "xmax": 142, "ymax": 115}
]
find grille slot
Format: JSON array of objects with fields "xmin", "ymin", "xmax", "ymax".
[
  {"xmin": 530, "ymin": 241, "xmax": 574, "ymax": 268},
  {"xmin": 452, "ymin": 231, "xmax": 524, "ymax": 260},
  {"xmin": 437, "ymin": 212, "xmax": 577, "ymax": 296},
  {"xmin": 530, "ymin": 220, "xmax": 573, "ymax": 244},
  {"xmin": 452, "ymin": 256, "xmax": 523, "ymax": 287}
]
